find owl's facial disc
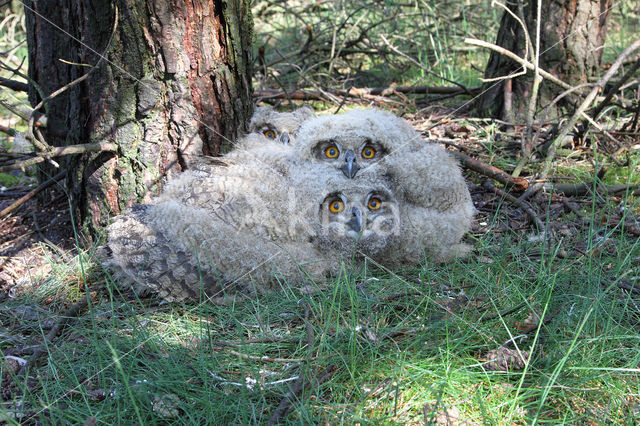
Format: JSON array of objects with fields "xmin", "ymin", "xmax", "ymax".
[{"xmin": 340, "ymin": 149, "xmax": 361, "ymax": 179}]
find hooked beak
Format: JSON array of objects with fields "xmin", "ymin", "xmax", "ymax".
[
  {"xmin": 340, "ymin": 149, "xmax": 360, "ymax": 178},
  {"xmin": 346, "ymin": 206, "xmax": 363, "ymax": 233},
  {"xmin": 279, "ymin": 131, "xmax": 290, "ymax": 145}
]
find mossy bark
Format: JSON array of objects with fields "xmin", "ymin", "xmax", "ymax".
[
  {"xmin": 475, "ymin": 0, "xmax": 612, "ymax": 121},
  {"xmin": 24, "ymin": 0, "xmax": 253, "ymax": 235}
]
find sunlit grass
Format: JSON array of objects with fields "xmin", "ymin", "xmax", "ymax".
[{"xmin": 3, "ymin": 204, "xmax": 639, "ymax": 423}]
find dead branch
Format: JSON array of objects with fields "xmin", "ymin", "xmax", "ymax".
[
  {"xmin": 0, "ymin": 76, "xmax": 28, "ymax": 92},
  {"xmin": 483, "ymin": 180, "xmax": 545, "ymax": 232},
  {"xmin": 0, "ymin": 123, "xmax": 18, "ymax": 137},
  {"xmin": 448, "ymin": 150, "xmax": 529, "ymax": 191},
  {"xmin": 517, "ymin": 39, "xmax": 640, "ymax": 202},
  {"xmin": 465, "ymin": 38, "xmax": 576, "ymax": 92},
  {"xmin": 0, "ymin": 86, "xmax": 47, "ymax": 127},
  {"xmin": 0, "ymin": 141, "xmax": 117, "ymax": 173},
  {"xmin": 545, "ymin": 182, "xmax": 640, "ymax": 197},
  {"xmin": 18, "ymin": 296, "xmax": 91, "ymax": 376},
  {"xmin": 0, "ymin": 170, "xmax": 66, "ymax": 218},
  {"xmin": 585, "ymin": 56, "xmax": 640, "ymax": 127},
  {"xmin": 256, "ymin": 85, "xmax": 478, "ymax": 101}
]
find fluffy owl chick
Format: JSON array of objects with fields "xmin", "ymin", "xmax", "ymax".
[
  {"xmin": 222, "ymin": 105, "xmax": 314, "ymax": 174},
  {"xmin": 294, "ymin": 108, "xmax": 420, "ymax": 179},
  {"xmin": 103, "ymin": 155, "xmax": 402, "ymax": 302},
  {"xmin": 288, "ymin": 166, "xmax": 401, "ymax": 262},
  {"xmin": 233, "ymin": 105, "xmax": 315, "ymax": 151},
  {"xmin": 295, "ymin": 108, "xmax": 475, "ymax": 263},
  {"xmin": 103, "ymin": 171, "xmax": 336, "ymax": 303}
]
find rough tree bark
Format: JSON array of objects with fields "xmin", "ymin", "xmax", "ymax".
[
  {"xmin": 475, "ymin": 0, "xmax": 612, "ymax": 120},
  {"xmin": 24, "ymin": 0, "xmax": 253, "ymax": 233}
]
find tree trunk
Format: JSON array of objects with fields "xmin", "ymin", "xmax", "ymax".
[
  {"xmin": 24, "ymin": 0, "xmax": 253, "ymax": 234},
  {"xmin": 475, "ymin": 0, "xmax": 612, "ymax": 121}
]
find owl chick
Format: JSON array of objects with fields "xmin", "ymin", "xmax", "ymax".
[
  {"xmin": 294, "ymin": 108, "xmax": 475, "ymax": 263},
  {"xmin": 103, "ymin": 158, "xmax": 399, "ymax": 303},
  {"xmin": 234, "ymin": 105, "xmax": 315, "ymax": 150},
  {"xmin": 220, "ymin": 105, "xmax": 315, "ymax": 174}
]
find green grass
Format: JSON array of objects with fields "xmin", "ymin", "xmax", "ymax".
[{"xmin": 2, "ymin": 204, "xmax": 640, "ymax": 423}]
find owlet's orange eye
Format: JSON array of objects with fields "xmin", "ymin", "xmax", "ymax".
[
  {"xmin": 329, "ymin": 199, "xmax": 344, "ymax": 213},
  {"xmin": 361, "ymin": 145, "xmax": 376, "ymax": 159},
  {"xmin": 263, "ymin": 129, "xmax": 276, "ymax": 139},
  {"xmin": 324, "ymin": 145, "xmax": 339, "ymax": 158},
  {"xmin": 368, "ymin": 197, "xmax": 382, "ymax": 210}
]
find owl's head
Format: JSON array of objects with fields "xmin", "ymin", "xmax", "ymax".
[
  {"xmin": 294, "ymin": 108, "xmax": 419, "ymax": 178},
  {"xmin": 248, "ymin": 105, "xmax": 315, "ymax": 145},
  {"xmin": 308, "ymin": 174, "xmax": 400, "ymax": 259}
]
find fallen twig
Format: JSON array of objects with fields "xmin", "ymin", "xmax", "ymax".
[
  {"xmin": 266, "ymin": 365, "xmax": 336, "ymax": 426},
  {"xmin": 545, "ymin": 182, "xmax": 640, "ymax": 197},
  {"xmin": 483, "ymin": 180, "xmax": 545, "ymax": 232},
  {"xmin": 450, "ymin": 150, "xmax": 529, "ymax": 191},
  {"xmin": 18, "ymin": 296, "xmax": 91, "ymax": 376},
  {"xmin": 0, "ymin": 170, "xmax": 66, "ymax": 217},
  {"xmin": 481, "ymin": 301, "xmax": 527, "ymax": 322}
]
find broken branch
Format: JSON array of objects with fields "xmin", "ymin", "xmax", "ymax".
[
  {"xmin": 0, "ymin": 86, "xmax": 47, "ymax": 127},
  {"xmin": 0, "ymin": 141, "xmax": 117, "ymax": 173},
  {"xmin": 449, "ymin": 149, "xmax": 529, "ymax": 191},
  {"xmin": 0, "ymin": 170, "xmax": 66, "ymax": 218}
]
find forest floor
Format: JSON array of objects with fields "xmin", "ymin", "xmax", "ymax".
[{"xmin": 1, "ymin": 109, "xmax": 639, "ymax": 424}]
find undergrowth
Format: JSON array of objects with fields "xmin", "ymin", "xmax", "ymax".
[{"xmin": 2, "ymin": 200, "xmax": 639, "ymax": 423}]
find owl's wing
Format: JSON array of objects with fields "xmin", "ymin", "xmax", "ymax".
[
  {"xmin": 188, "ymin": 156, "xmax": 233, "ymax": 173},
  {"xmin": 382, "ymin": 143, "xmax": 474, "ymax": 215},
  {"xmin": 102, "ymin": 201, "xmax": 335, "ymax": 303},
  {"xmin": 369, "ymin": 144, "xmax": 475, "ymax": 265},
  {"xmin": 101, "ymin": 204, "xmax": 236, "ymax": 303}
]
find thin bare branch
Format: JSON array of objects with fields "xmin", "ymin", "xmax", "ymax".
[
  {"xmin": 464, "ymin": 38, "xmax": 576, "ymax": 92},
  {"xmin": 0, "ymin": 76, "xmax": 28, "ymax": 92},
  {"xmin": 0, "ymin": 86, "xmax": 47, "ymax": 127},
  {"xmin": 449, "ymin": 149, "xmax": 529, "ymax": 191},
  {"xmin": 483, "ymin": 180, "xmax": 545, "ymax": 232},
  {"xmin": 0, "ymin": 171, "xmax": 66, "ymax": 218},
  {"xmin": 518, "ymin": 40, "xmax": 640, "ymax": 202},
  {"xmin": 0, "ymin": 142, "xmax": 118, "ymax": 173}
]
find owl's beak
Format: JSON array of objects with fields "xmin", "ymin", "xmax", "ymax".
[
  {"xmin": 340, "ymin": 149, "xmax": 360, "ymax": 178},
  {"xmin": 280, "ymin": 131, "xmax": 290, "ymax": 145},
  {"xmin": 346, "ymin": 206, "xmax": 363, "ymax": 233}
]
